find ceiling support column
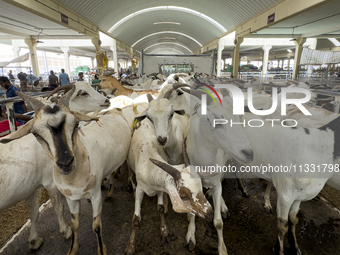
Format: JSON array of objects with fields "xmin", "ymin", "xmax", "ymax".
[
  {"xmin": 217, "ymin": 38, "xmax": 224, "ymax": 77},
  {"xmin": 110, "ymin": 38, "xmax": 118, "ymax": 76},
  {"xmin": 60, "ymin": 46, "xmax": 70, "ymax": 75},
  {"xmin": 233, "ymin": 37, "xmax": 243, "ymax": 78},
  {"xmin": 24, "ymin": 38, "xmax": 39, "ymax": 76},
  {"xmin": 91, "ymin": 38, "xmax": 102, "ymax": 75},
  {"xmin": 293, "ymin": 37, "xmax": 306, "ymax": 79},
  {"xmin": 91, "ymin": 57, "xmax": 95, "ymax": 70},
  {"xmin": 262, "ymin": 45, "xmax": 272, "ymax": 79}
]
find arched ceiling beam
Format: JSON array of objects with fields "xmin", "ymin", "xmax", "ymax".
[
  {"xmin": 144, "ymin": 42, "xmax": 192, "ymax": 53},
  {"xmin": 108, "ymin": 6, "xmax": 227, "ymax": 33},
  {"xmin": 132, "ymin": 31, "xmax": 202, "ymax": 47}
]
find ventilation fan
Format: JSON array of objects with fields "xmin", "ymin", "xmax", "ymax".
[
  {"xmin": 36, "ymin": 29, "xmax": 44, "ymax": 43},
  {"xmin": 290, "ymin": 27, "xmax": 297, "ymax": 41}
]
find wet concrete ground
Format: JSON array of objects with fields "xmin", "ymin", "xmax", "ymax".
[{"xmin": 1, "ymin": 169, "xmax": 340, "ymax": 255}]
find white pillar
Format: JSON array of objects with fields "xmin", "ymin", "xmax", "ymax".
[
  {"xmin": 91, "ymin": 38, "xmax": 102, "ymax": 74},
  {"xmin": 60, "ymin": 46, "xmax": 70, "ymax": 75},
  {"xmin": 307, "ymin": 38, "xmax": 317, "ymax": 78},
  {"xmin": 217, "ymin": 38, "xmax": 224, "ymax": 77},
  {"xmin": 24, "ymin": 38, "xmax": 39, "ymax": 76},
  {"xmin": 262, "ymin": 45, "xmax": 272, "ymax": 78},
  {"xmin": 233, "ymin": 37, "xmax": 243, "ymax": 78},
  {"xmin": 110, "ymin": 39, "xmax": 118, "ymax": 76},
  {"xmin": 91, "ymin": 57, "xmax": 95, "ymax": 69},
  {"xmin": 293, "ymin": 38, "xmax": 307, "ymax": 79}
]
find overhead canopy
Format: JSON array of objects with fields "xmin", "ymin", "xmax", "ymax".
[
  {"xmin": 55, "ymin": 0, "xmax": 281, "ymax": 53},
  {"xmin": 0, "ymin": 53, "xmax": 29, "ymax": 68}
]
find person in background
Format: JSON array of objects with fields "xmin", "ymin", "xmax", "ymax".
[
  {"xmin": 0, "ymin": 76, "xmax": 27, "ymax": 125},
  {"xmin": 91, "ymin": 74, "xmax": 100, "ymax": 84},
  {"xmin": 49, "ymin": 70, "xmax": 58, "ymax": 89},
  {"xmin": 17, "ymin": 72, "xmax": 28, "ymax": 89},
  {"xmin": 8, "ymin": 70, "xmax": 15, "ymax": 84},
  {"xmin": 77, "ymin": 72, "xmax": 84, "ymax": 81},
  {"xmin": 27, "ymin": 73, "xmax": 41, "ymax": 86},
  {"xmin": 59, "ymin": 68, "xmax": 70, "ymax": 86}
]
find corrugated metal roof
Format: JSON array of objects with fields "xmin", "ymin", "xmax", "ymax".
[{"xmin": 54, "ymin": 0, "xmax": 281, "ymax": 53}]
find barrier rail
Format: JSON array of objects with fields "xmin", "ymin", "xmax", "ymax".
[{"xmin": 0, "ymin": 91, "xmax": 51, "ymax": 133}]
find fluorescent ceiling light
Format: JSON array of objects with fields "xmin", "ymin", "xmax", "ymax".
[
  {"xmin": 328, "ymin": 38, "xmax": 340, "ymax": 47},
  {"xmin": 153, "ymin": 22, "xmax": 180, "ymax": 25},
  {"xmin": 108, "ymin": 6, "xmax": 226, "ymax": 33},
  {"xmin": 158, "ymin": 37, "xmax": 176, "ymax": 40},
  {"xmin": 287, "ymin": 49, "xmax": 292, "ymax": 52},
  {"xmin": 144, "ymin": 42, "xmax": 192, "ymax": 53},
  {"xmin": 132, "ymin": 31, "xmax": 202, "ymax": 47},
  {"xmin": 150, "ymin": 48, "xmax": 185, "ymax": 54}
]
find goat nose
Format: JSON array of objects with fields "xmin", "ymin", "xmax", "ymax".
[
  {"xmin": 242, "ymin": 149, "xmax": 254, "ymax": 161},
  {"xmin": 105, "ymin": 98, "xmax": 110, "ymax": 103},
  {"xmin": 157, "ymin": 136, "xmax": 167, "ymax": 146}
]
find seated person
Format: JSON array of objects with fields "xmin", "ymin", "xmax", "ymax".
[{"xmin": 0, "ymin": 76, "xmax": 27, "ymax": 125}]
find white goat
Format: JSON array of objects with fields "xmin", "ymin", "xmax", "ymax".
[
  {"xmin": 0, "ymin": 137, "xmax": 72, "ymax": 250},
  {"xmin": 124, "ymin": 115, "xmax": 213, "ymax": 255},
  {"xmin": 235, "ymin": 113, "xmax": 340, "ymax": 255},
  {"xmin": 0, "ymin": 84, "xmax": 110, "ymax": 251},
  {"xmin": 45, "ymin": 82, "xmax": 111, "ymax": 116},
  {"xmin": 2, "ymin": 88, "xmax": 132, "ymax": 255},
  {"xmin": 134, "ymin": 88, "xmax": 189, "ymax": 165},
  {"xmin": 183, "ymin": 96, "xmax": 254, "ymax": 255}
]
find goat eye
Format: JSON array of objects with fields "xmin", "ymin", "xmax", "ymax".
[{"xmin": 81, "ymin": 92, "xmax": 88, "ymax": 96}]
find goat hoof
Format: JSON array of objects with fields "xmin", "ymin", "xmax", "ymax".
[
  {"xmin": 221, "ymin": 211, "xmax": 229, "ymax": 219},
  {"xmin": 161, "ymin": 233, "xmax": 170, "ymax": 245},
  {"xmin": 264, "ymin": 206, "xmax": 273, "ymax": 214},
  {"xmin": 104, "ymin": 195, "xmax": 112, "ymax": 201},
  {"xmin": 29, "ymin": 237, "xmax": 44, "ymax": 250},
  {"xmin": 124, "ymin": 246, "xmax": 135, "ymax": 255},
  {"xmin": 188, "ymin": 240, "xmax": 195, "ymax": 251},
  {"xmin": 242, "ymin": 191, "xmax": 250, "ymax": 198},
  {"xmin": 64, "ymin": 227, "xmax": 73, "ymax": 240}
]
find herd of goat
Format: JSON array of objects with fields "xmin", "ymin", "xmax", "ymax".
[{"xmin": 1, "ymin": 71, "xmax": 340, "ymax": 255}]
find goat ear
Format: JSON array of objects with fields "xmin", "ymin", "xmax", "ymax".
[
  {"xmin": 71, "ymin": 89, "xmax": 82, "ymax": 100},
  {"xmin": 174, "ymin": 109, "xmax": 185, "ymax": 115},
  {"xmin": 166, "ymin": 185, "xmax": 191, "ymax": 213},
  {"xmin": 133, "ymin": 109, "xmax": 147, "ymax": 126},
  {"xmin": 70, "ymin": 111, "xmax": 98, "ymax": 122},
  {"xmin": 0, "ymin": 120, "xmax": 34, "ymax": 143}
]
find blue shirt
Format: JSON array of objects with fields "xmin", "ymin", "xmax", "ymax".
[
  {"xmin": 27, "ymin": 74, "xmax": 39, "ymax": 84},
  {"xmin": 59, "ymin": 73, "xmax": 69, "ymax": 85},
  {"xmin": 6, "ymin": 85, "xmax": 25, "ymax": 125}
]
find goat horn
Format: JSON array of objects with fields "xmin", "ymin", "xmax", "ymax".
[
  {"xmin": 147, "ymin": 94, "xmax": 154, "ymax": 103},
  {"xmin": 149, "ymin": 158, "xmax": 181, "ymax": 181},
  {"xmin": 287, "ymin": 79, "xmax": 299, "ymax": 85},
  {"xmin": 16, "ymin": 91, "xmax": 45, "ymax": 112},
  {"xmin": 182, "ymin": 138, "xmax": 190, "ymax": 167},
  {"xmin": 46, "ymin": 84, "xmax": 75, "ymax": 99},
  {"xmin": 163, "ymin": 83, "xmax": 191, "ymax": 99},
  {"xmin": 59, "ymin": 86, "xmax": 76, "ymax": 108}
]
